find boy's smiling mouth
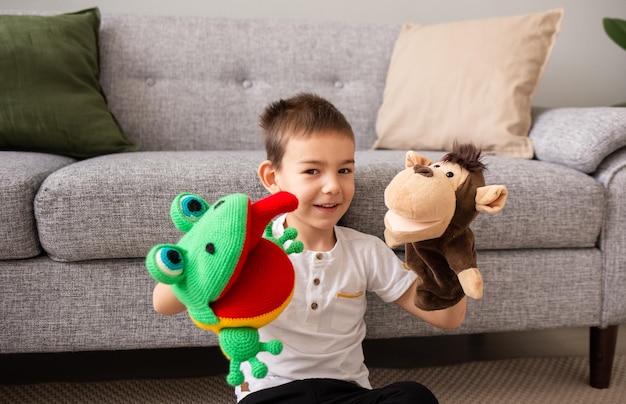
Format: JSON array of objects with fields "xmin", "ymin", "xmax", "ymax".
[{"xmin": 315, "ymin": 203, "xmax": 340, "ymax": 210}]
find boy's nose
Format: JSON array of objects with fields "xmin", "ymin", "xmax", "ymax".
[{"xmin": 322, "ymin": 175, "xmax": 341, "ymax": 194}]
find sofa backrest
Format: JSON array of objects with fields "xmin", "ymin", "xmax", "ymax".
[{"xmin": 98, "ymin": 15, "xmax": 400, "ymax": 152}]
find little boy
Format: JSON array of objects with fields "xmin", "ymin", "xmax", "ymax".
[{"xmin": 153, "ymin": 93, "xmax": 467, "ymax": 403}]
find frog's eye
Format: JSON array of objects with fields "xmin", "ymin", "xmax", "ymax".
[
  {"xmin": 155, "ymin": 246, "xmax": 185, "ymax": 277},
  {"xmin": 146, "ymin": 244, "xmax": 186, "ymax": 284},
  {"xmin": 180, "ymin": 195, "xmax": 208, "ymax": 221},
  {"xmin": 171, "ymin": 193, "xmax": 209, "ymax": 232}
]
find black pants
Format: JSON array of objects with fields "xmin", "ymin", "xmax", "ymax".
[{"xmin": 239, "ymin": 378, "xmax": 439, "ymax": 404}]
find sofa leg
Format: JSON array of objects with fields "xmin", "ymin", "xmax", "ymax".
[{"xmin": 589, "ymin": 325, "xmax": 618, "ymax": 388}]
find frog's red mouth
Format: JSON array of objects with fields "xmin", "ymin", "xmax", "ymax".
[
  {"xmin": 210, "ymin": 238, "xmax": 295, "ymax": 324},
  {"xmin": 214, "ymin": 191, "xmax": 298, "ymax": 304}
]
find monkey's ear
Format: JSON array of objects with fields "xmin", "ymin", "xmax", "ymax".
[
  {"xmin": 475, "ymin": 185, "xmax": 508, "ymax": 213},
  {"xmin": 405, "ymin": 151, "xmax": 433, "ymax": 168}
]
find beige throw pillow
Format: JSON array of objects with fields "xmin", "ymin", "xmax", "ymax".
[{"xmin": 374, "ymin": 9, "xmax": 564, "ymax": 158}]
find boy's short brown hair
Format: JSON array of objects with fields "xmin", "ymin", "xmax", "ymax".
[{"xmin": 260, "ymin": 93, "xmax": 354, "ymax": 168}]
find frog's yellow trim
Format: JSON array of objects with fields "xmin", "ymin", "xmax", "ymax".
[
  {"xmin": 335, "ymin": 291, "xmax": 364, "ymax": 299},
  {"xmin": 191, "ymin": 288, "xmax": 294, "ymax": 333}
]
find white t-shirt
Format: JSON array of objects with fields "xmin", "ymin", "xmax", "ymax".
[{"xmin": 235, "ymin": 214, "xmax": 417, "ymax": 401}]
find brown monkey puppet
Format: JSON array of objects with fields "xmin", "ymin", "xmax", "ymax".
[{"xmin": 384, "ymin": 143, "xmax": 508, "ymax": 311}]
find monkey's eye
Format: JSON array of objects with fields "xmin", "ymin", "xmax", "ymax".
[
  {"xmin": 446, "ymin": 172, "xmax": 454, "ymax": 178},
  {"xmin": 433, "ymin": 164, "xmax": 440, "ymax": 168}
]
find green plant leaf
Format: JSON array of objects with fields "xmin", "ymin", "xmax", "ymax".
[{"xmin": 603, "ymin": 18, "xmax": 626, "ymax": 51}]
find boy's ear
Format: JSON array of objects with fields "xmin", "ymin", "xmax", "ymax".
[{"xmin": 258, "ymin": 160, "xmax": 281, "ymax": 193}]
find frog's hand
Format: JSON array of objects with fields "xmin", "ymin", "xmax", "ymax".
[
  {"xmin": 244, "ymin": 340, "xmax": 282, "ymax": 379},
  {"xmin": 263, "ymin": 223, "xmax": 303, "ymax": 256},
  {"xmin": 248, "ymin": 357, "xmax": 269, "ymax": 379},
  {"xmin": 260, "ymin": 339, "xmax": 283, "ymax": 356},
  {"xmin": 226, "ymin": 359, "xmax": 245, "ymax": 386},
  {"xmin": 281, "ymin": 227, "xmax": 303, "ymax": 255},
  {"xmin": 146, "ymin": 244, "xmax": 186, "ymax": 285}
]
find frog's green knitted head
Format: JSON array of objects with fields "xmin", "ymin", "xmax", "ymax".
[{"xmin": 146, "ymin": 191, "xmax": 298, "ymax": 326}]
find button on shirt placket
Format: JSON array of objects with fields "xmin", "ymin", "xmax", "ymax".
[{"xmin": 305, "ymin": 252, "xmax": 326, "ymax": 326}]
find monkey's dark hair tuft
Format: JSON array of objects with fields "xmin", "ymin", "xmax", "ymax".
[{"xmin": 442, "ymin": 142, "xmax": 487, "ymax": 173}]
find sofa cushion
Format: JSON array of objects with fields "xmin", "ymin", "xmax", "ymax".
[
  {"xmin": 374, "ymin": 9, "xmax": 563, "ymax": 158},
  {"xmin": 34, "ymin": 151, "xmax": 267, "ymax": 262},
  {"xmin": 0, "ymin": 251, "xmax": 601, "ymax": 351},
  {"xmin": 365, "ymin": 248, "xmax": 602, "ymax": 337},
  {"xmin": 0, "ymin": 256, "xmax": 213, "ymax": 353},
  {"xmin": 35, "ymin": 150, "xmax": 604, "ymax": 262},
  {"xmin": 0, "ymin": 152, "xmax": 75, "ymax": 260},
  {"xmin": 0, "ymin": 8, "xmax": 137, "ymax": 159}
]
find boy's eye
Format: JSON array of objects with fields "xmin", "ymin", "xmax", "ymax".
[
  {"xmin": 304, "ymin": 169, "xmax": 319, "ymax": 175},
  {"xmin": 339, "ymin": 168, "xmax": 353, "ymax": 174}
]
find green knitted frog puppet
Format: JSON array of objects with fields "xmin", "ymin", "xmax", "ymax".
[{"xmin": 146, "ymin": 191, "xmax": 303, "ymax": 386}]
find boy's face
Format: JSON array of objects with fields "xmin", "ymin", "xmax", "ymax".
[{"xmin": 273, "ymin": 131, "xmax": 355, "ymax": 239}]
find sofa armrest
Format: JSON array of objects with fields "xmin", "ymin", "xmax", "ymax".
[
  {"xmin": 529, "ymin": 107, "xmax": 626, "ymax": 173},
  {"xmin": 593, "ymin": 147, "xmax": 626, "ymax": 326}
]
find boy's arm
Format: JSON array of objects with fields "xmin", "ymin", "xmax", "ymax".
[
  {"xmin": 153, "ymin": 283, "xmax": 187, "ymax": 315},
  {"xmin": 394, "ymin": 280, "xmax": 467, "ymax": 329}
]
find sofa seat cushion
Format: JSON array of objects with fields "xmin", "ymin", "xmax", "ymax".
[
  {"xmin": 365, "ymin": 248, "xmax": 602, "ymax": 338},
  {"xmin": 0, "ymin": 151, "xmax": 75, "ymax": 259},
  {"xmin": 35, "ymin": 151, "xmax": 267, "ymax": 262},
  {"xmin": 34, "ymin": 150, "xmax": 604, "ymax": 262},
  {"xmin": 0, "ymin": 256, "xmax": 213, "ymax": 353}
]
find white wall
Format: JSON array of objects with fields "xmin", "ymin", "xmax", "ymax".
[{"xmin": 4, "ymin": 0, "xmax": 626, "ymax": 107}]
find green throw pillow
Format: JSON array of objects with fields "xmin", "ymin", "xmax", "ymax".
[{"xmin": 0, "ymin": 8, "xmax": 138, "ymax": 159}]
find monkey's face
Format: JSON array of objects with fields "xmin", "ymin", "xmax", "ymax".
[{"xmin": 383, "ymin": 154, "xmax": 469, "ymax": 248}]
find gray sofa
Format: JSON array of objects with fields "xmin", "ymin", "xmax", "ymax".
[{"xmin": 2, "ymin": 12, "xmax": 626, "ymax": 390}]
